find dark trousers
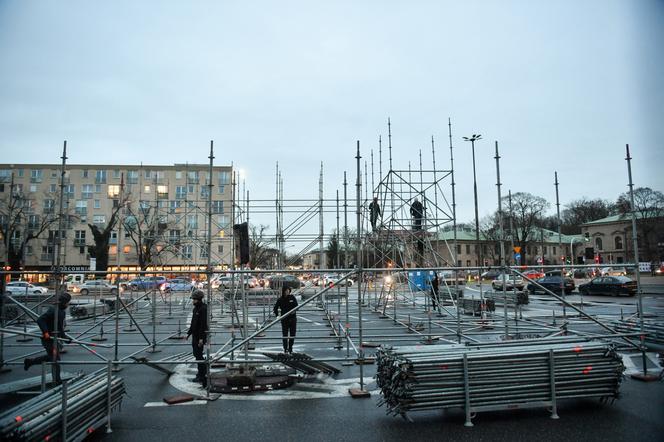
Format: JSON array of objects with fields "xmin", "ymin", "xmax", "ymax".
[
  {"xmin": 191, "ymin": 338, "xmax": 207, "ymax": 379},
  {"xmin": 31, "ymin": 340, "xmax": 62, "ymax": 383},
  {"xmin": 430, "ymin": 288, "xmax": 439, "ymax": 310},
  {"xmin": 413, "ymin": 219, "xmax": 422, "ymax": 230},
  {"xmin": 281, "ymin": 318, "xmax": 297, "ymax": 352}
]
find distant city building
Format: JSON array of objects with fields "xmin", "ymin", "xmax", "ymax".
[
  {"xmin": 581, "ymin": 212, "xmax": 664, "ymax": 264},
  {"xmin": 0, "ymin": 163, "xmax": 234, "ymax": 277}
]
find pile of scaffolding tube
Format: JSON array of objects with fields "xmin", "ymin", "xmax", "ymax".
[
  {"xmin": 376, "ymin": 337, "xmax": 625, "ymax": 418},
  {"xmin": 0, "ymin": 372, "xmax": 125, "ymax": 441}
]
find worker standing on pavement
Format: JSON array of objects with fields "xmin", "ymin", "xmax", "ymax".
[
  {"xmin": 187, "ymin": 290, "xmax": 208, "ymax": 387},
  {"xmin": 430, "ymin": 273, "xmax": 439, "ymax": 311},
  {"xmin": 273, "ymin": 286, "xmax": 298, "ymax": 354},
  {"xmin": 24, "ymin": 292, "xmax": 72, "ymax": 385}
]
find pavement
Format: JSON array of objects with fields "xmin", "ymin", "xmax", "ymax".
[{"xmin": 1, "ymin": 284, "xmax": 663, "ymax": 442}]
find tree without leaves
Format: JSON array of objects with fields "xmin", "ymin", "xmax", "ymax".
[
  {"xmin": 0, "ymin": 186, "xmax": 71, "ymax": 272},
  {"xmin": 502, "ymin": 192, "xmax": 550, "ymax": 264},
  {"xmin": 249, "ymin": 224, "xmax": 273, "ymax": 269},
  {"xmin": 616, "ymin": 187, "xmax": 664, "ymax": 261},
  {"xmin": 87, "ymin": 193, "xmax": 131, "ymax": 276},
  {"xmin": 561, "ymin": 197, "xmax": 615, "ymax": 234},
  {"xmin": 123, "ymin": 199, "xmax": 174, "ymax": 271}
]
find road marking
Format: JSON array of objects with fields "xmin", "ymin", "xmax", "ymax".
[{"xmin": 144, "ymin": 400, "xmax": 208, "ymax": 407}]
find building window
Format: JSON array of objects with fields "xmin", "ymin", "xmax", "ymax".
[
  {"xmin": 74, "ymin": 230, "xmax": 86, "ymax": 247},
  {"xmin": 219, "ymin": 171, "xmax": 230, "ymax": 186},
  {"xmin": 176, "ymin": 171, "xmax": 182, "ymax": 179},
  {"xmin": 217, "ymin": 215, "xmax": 230, "ymax": 229},
  {"xmin": 176, "ymin": 186, "xmax": 187, "ymax": 199},
  {"xmin": 187, "ymin": 171, "xmax": 199, "ymax": 184},
  {"xmin": 157, "ymin": 185, "xmax": 168, "ymax": 199},
  {"xmin": 595, "ymin": 237, "xmax": 603, "ymax": 251},
  {"xmin": 82, "ymin": 169, "xmax": 89, "ymax": 178},
  {"xmin": 144, "ymin": 169, "xmax": 152, "ymax": 179},
  {"xmin": 81, "ymin": 184, "xmax": 94, "ymax": 199},
  {"xmin": 169, "ymin": 200, "xmax": 181, "ymax": 213},
  {"xmin": 64, "ymin": 184, "xmax": 75, "ymax": 199},
  {"xmin": 108, "ymin": 185, "xmax": 121, "ymax": 198},
  {"xmin": 113, "ymin": 169, "xmax": 121, "ymax": 179},
  {"xmin": 109, "ymin": 245, "xmax": 118, "ymax": 255},
  {"xmin": 75, "ymin": 200, "xmax": 88, "ymax": 216},
  {"xmin": 614, "ymin": 236, "xmax": 623, "ymax": 250},
  {"xmin": 94, "ymin": 199, "xmax": 101, "ymax": 209},
  {"xmin": 123, "ymin": 245, "xmax": 132, "ymax": 254},
  {"xmin": 200, "ymin": 186, "xmax": 210, "ymax": 199},
  {"xmin": 93, "ymin": 215, "xmax": 106, "ymax": 225},
  {"xmin": 28, "ymin": 215, "xmax": 40, "ymax": 229},
  {"xmin": 217, "ymin": 245, "xmax": 224, "ymax": 253},
  {"xmin": 187, "ymin": 215, "xmax": 198, "ymax": 229},
  {"xmin": 95, "ymin": 170, "xmax": 107, "ymax": 184},
  {"xmin": 211, "ymin": 201, "xmax": 223, "ymax": 214},
  {"xmin": 43, "ymin": 199, "xmax": 55, "ymax": 214},
  {"xmin": 144, "ymin": 185, "xmax": 151, "ymax": 194},
  {"xmin": 465, "ymin": 244, "xmax": 471, "ymax": 254},
  {"xmin": 465, "ymin": 260, "xmax": 471, "ymax": 267},
  {"xmin": 127, "ymin": 170, "xmax": 138, "ymax": 184},
  {"xmin": 552, "ymin": 246, "xmax": 556, "ymax": 256},
  {"xmin": 182, "ymin": 245, "xmax": 193, "ymax": 259},
  {"xmin": 30, "ymin": 169, "xmax": 43, "ymax": 183},
  {"xmin": 456, "ymin": 245, "xmax": 462, "ymax": 255}
]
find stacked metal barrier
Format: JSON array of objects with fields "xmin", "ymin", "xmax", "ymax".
[
  {"xmin": 376, "ymin": 338, "xmax": 625, "ymax": 423},
  {"xmin": 611, "ymin": 319, "xmax": 664, "ymax": 351},
  {"xmin": 0, "ymin": 372, "xmax": 125, "ymax": 441}
]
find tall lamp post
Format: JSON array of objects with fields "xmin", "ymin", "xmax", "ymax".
[{"xmin": 463, "ymin": 134, "xmax": 483, "ymax": 276}]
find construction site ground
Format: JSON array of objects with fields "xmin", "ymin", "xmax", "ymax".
[{"xmin": 1, "ymin": 277, "xmax": 663, "ymax": 441}]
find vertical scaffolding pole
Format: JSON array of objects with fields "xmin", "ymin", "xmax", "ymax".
[
  {"xmin": 625, "ymin": 144, "xmax": 648, "ymax": 376},
  {"xmin": 449, "ymin": 119, "xmax": 461, "ymax": 343},
  {"xmin": 319, "ymin": 163, "xmax": 325, "ymax": 272},
  {"xmin": 52, "ymin": 141, "xmax": 68, "ymax": 382},
  {"xmin": 206, "ymin": 141, "xmax": 215, "ymax": 395},
  {"xmin": 355, "ymin": 141, "xmax": 366, "ymax": 391},
  {"xmin": 554, "ymin": 171, "xmax": 567, "ymax": 330},
  {"xmin": 494, "ymin": 142, "xmax": 508, "ymax": 339}
]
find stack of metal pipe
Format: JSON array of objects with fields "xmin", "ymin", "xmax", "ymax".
[
  {"xmin": 0, "ymin": 373, "xmax": 125, "ymax": 441},
  {"xmin": 376, "ymin": 338, "xmax": 624, "ymax": 419},
  {"xmin": 611, "ymin": 319, "xmax": 664, "ymax": 351}
]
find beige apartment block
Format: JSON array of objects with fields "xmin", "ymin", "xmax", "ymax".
[{"xmin": 0, "ymin": 163, "xmax": 235, "ymax": 276}]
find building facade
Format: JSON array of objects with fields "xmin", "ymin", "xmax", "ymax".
[{"xmin": 0, "ymin": 163, "xmax": 234, "ymax": 277}]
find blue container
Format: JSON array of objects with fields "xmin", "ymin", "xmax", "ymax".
[{"xmin": 408, "ymin": 270, "xmax": 435, "ymax": 291}]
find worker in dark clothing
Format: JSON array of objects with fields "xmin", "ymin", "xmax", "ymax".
[
  {"xmin": 187, "ymin": 290, "xmax": 208, "ymax": 387},
  {"xmin": 273, "ymin": 286, "xmax": 298, "ymax": 353},
  {"xmin": 24, "ymin": 292, "xmax": 72, "ymax": 384},
  {"xmin": 410, "ymin": 198, "xmax": 424, "ymax": 231},
  {"xmin": 430, "ymin": 273, "xmax": 439, "ymax": 311},
  {"xmin": 369, "ymin": 196, "xmax": 382, "ymax": 232}
]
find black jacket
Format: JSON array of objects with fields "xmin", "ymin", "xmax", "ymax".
[
  {"xmin": 188, "ymin": 303, "xmax": 208, "ymax": 340},
  {"xmin": 37, "ymin": 306, "xmax": 68, "ymax": 339},
  {"xmin": 273, "ymin": 294, "xmax": 298, "ymax": 321}
]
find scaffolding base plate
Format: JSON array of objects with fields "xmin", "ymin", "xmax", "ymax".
[
  {"xmin": 630, "ymin": 372, "xmax": 663, "ymax": 382},
  {"xmin": 348, "ymin": 388, "xmax": 370, "ymax": 398},
  {"xmin": 163, "ymin": 394, "xmax": 195, "ymax": 405}
]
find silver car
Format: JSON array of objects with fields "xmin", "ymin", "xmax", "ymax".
[{"xmin": 4, "ymin": 281, "xmax": 49, "ymax": 295}]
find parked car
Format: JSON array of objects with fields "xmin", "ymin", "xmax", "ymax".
[
  {"xmin": 438, "ymin": 271, "xmax": 465, "ymax": 286},
  {"xmin": 491, "ymin": 274, "xmax": 525, "ymax": 291},
  {"xmin": 601, "ymin": 267, "xmax": 627, "ymax": 277},
  {"xmin": 325, "ymin": 274, "xmax": 354, "ymax": 287},
  {"xmin": 76, "ymin": 280, "xmax": 119, "ymax": 296},
  {"xmin": 163, "ymin": 278, "xmax": 195, "ymax": 292},
  {"xmin": 269, "ymin": 275, "xmax": 302, "ymax": 290},
  {"xmin": 522, "ymin": 270, "xmax": 545, "ymax": 280},
  {"xmin": 4, "ymin": 281, "xmax": 48, "ymax": 295},
  {"xmin": 578, "ymin": 276, "xmax": 636, "ymax": 296},
  {"xmin": 526, "ymin": 276, "xmax": 575, "ymax": 295},
  {"xmin": 480, "ymin": 270, "xmax": 502, "ymax": 280},
  {"xmin": 129, "ymin": 276, "xmax": 167, "ymax": 291}
]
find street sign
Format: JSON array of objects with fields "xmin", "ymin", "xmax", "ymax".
[
  {"xmin": 513, "ymin": 246, "xmax": 521, "ymax": 253},
  {"xmin": 514, "ymin": 253, "xmax": 521, "ymax": 261}
]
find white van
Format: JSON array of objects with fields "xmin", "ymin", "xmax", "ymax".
[{"xmin": 64, "ymin": 274, "xmax": 86, "ymax": 292}]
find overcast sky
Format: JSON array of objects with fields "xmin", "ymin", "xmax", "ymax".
[{"xmin": 1, "ymin": 0, "xmax": 662, "ymax": 237}]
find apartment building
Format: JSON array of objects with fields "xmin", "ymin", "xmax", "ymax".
[{"xmin": 0, "ymin": 163, "xmax": 234, "ymax": 275}]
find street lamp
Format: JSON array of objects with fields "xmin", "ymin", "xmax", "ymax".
[
  {"xmin": 569, "ymin": 237, "xmax": 590, "ymax": 265},
  {"xmin": 463, "ymin": 134, "xmax": 483, "ymax": 274}
]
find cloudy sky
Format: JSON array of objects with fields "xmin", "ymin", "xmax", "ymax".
[{"xmin": 0, "ymin": 0, "xmax": 662, "ymax": 235}]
